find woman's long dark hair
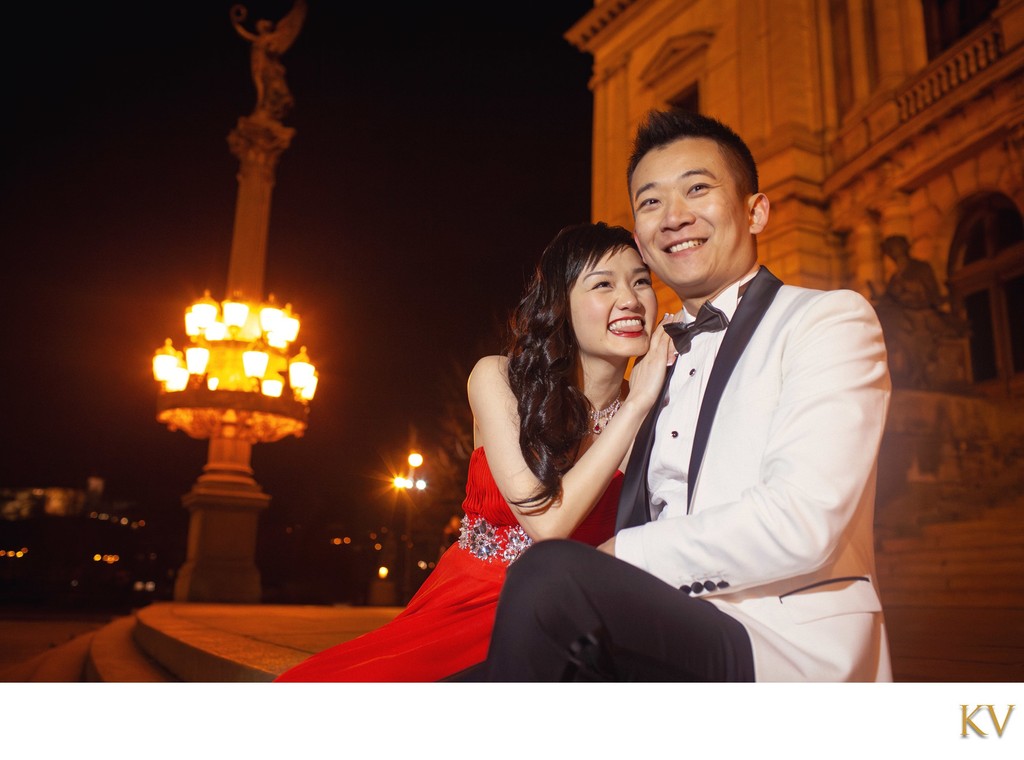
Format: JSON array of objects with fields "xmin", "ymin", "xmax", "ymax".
[{"xmin": 504, "ymin": 222, "xmax": 638, "ymax": 508}]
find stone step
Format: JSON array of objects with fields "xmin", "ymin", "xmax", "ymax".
[
  {"xmin": 84, "ymin": 614, "xmax": 177, "ymax": 682},
  {"xmin": 880, "ymin": 588, "xmax": 1024, "ymax": 607},
  {"xmin": 877, "ymin": 541, "xmax": 1023, "ymax": 562},
  {"xmin": 131, "ymin": 602, "xmax": 402, "ymax": 682},
  {"xmin": 882, "ymin": 605, "xmax": 1024, "ymax": 681},
  {"xmin": 921, "ymin": 517, "xmax": 1024, "ymax": 535},
  {"xmin": 881, "ymin": 524, "xmax": 1024, "ymax": 553},
  {"xmin": 133, "ymin": 605, "xmax": 284, "ymax": 682},
  {"xmin": 969, "ymin": 504, "xmax": 1024, "ymax": 523},
  {"xmin": 878, "ymin": 570, "xmax": 1024, "ymax": 595},
  {"xmin": 0, "ymin": 631, "xmax": 94, "ymax": 682},
  {"xmin": 876, "ymin": 553, "xmax": 1024, "ymax": 576}
]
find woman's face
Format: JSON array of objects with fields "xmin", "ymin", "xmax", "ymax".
[{"xmin": 568, "ymin": 246, "xmax": 658, "ymax": 362}]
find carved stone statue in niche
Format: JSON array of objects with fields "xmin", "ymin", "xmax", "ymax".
[
  {"xmin": 231, "ymin": 0, "xmax": 308, "ymax": 123},
  {"xmin": 870, "ymin": 235, "xmax": 969, "ymax": 390}
]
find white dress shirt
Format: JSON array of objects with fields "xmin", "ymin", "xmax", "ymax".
[{"xmin": 647, "ymin": 271, "xmax": 756, "ymax": 520}]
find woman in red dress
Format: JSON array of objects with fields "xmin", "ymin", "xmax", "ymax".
[{"xmin": 275, "ymin": 222, "xmax": 674, "ymax": 681}]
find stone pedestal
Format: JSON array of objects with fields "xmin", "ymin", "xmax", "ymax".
[
  {"xmin": 174, "ymin": 434, "xmax": 270, "ymax": 603},
  {"xmin": 876, "ymin": 389, "xmax": 999, "ymax": 533}
]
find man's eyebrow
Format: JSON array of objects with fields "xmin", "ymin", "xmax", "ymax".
[{"xmin": 632, "ymin": 168, "xmax": 718, "ymax": 203}]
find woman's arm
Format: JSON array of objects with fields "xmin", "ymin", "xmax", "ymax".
[{"xmin": 469, "ymin": 325, "xmax": 674, "ymax": 541}]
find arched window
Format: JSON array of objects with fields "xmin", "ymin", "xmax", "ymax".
[{"xmin": 947, "ymin": 194, "xmax": 1024, "ymax": 389}]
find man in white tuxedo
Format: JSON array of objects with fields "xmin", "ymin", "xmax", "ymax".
[{"xmin": 481, "ymin": 108, "xmax": 893, "ymax": 681}]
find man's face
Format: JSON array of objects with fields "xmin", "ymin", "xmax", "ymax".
[{"xmin": 629, "ymin": 137, "xmax": 768, "ymax": 309}]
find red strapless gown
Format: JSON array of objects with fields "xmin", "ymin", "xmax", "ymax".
[{"xmin": 275, "ymin": 447, "xmax": 621, "ymax": 682}]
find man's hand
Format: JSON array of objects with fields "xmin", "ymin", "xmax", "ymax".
[{"xmin": 597, "ymin": 537, "xmax": 615, "ymax": 556}]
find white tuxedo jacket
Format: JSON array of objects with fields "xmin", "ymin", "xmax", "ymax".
[{"xmin": 615, "ymin": 267, "xmax": 892, "ymax": 681}]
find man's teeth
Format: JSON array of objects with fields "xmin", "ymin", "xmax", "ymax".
[
  {"xmin": 668, "ymin": 239, "xmax": 704, "ymax": 253},
  {"xmin": 610, "ymin": 318, "xmax": 642, "ymax": 331}
]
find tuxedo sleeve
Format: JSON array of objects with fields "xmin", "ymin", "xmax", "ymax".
[{"xmin": 614, "ymin": 289, "xmax": 890, "ymax": 591}]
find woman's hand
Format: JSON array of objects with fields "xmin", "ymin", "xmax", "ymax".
[{"xmin": 623, "ymin": 313, "xmax": 678, "ymax": 413}]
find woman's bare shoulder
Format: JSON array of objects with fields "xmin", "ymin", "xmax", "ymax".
[{"xmin": 468, "ymin": 355, "xmax": 508, "ymax": 387}]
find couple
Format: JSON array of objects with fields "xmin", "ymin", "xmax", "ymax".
[{"xmin": 277, "ymin": 107, "xmax": 892, "ymax": 682}]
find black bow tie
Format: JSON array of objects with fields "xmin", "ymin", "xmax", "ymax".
[{"xmin": 663, "ymin": 302, "xmax": 730, "ymax": 355}]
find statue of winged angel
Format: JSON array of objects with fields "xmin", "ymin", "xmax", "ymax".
[{"xmin": 230, "ymin": 0, "xmax": 308, "ymax": 122}]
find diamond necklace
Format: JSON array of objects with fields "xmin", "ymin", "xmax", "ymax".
[{"xmin": 589, "ymin": 395, "xmax": 622, "ymax": 435}]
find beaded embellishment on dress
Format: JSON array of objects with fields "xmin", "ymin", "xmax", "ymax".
[{"xmin": 458, "ymin": 515, "xmax": 533, "ymax": 565}]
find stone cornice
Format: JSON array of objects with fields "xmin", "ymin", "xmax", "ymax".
[{"xmin": 565, "ymin": 0, "xmax": 643, "ymax": 52}]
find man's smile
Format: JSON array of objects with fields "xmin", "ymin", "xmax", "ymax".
[{"xmin": 667, "ymin": 239, "xmax": 706, "ymax": 253}]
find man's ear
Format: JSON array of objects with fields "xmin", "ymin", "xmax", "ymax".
[
  {"xmin": 633, "ymin": 231, "xmax": 648, "ymax": 264},
  {"xmin": 748, "ymin": 193, "xmax": 769, "ymax": 234}
]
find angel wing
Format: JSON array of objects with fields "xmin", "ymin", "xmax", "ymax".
[{"xmin": 266, "ymin": 0, "xmax": 308, "ymax": 54}]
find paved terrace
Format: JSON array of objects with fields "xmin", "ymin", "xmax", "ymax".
[{"xmin": 1, "ymin": 598, "xmax": 1021, "ymax": 682}]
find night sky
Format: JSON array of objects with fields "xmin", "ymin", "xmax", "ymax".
[{"xmin": 2, "ymin": 1, "xmax": 595, "ymax": 538}]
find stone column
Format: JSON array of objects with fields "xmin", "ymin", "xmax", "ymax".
[
  {"xmin": 225, "ymin": 117, "xmax": 294, "ymax": 301},
  {"xmin": 174, "ymin": 415, "xmax": 270, "ymax": 603}
]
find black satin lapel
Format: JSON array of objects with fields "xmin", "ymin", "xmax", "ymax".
[
  {"xmin": 615, "ymin": 362, "xmax": 676, "ymax": 532},
  {"xmin": 685, "ymin": 266, "xmax": 783, "ymax": 512}
]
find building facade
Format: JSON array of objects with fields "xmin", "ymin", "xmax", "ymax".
[{"xmin": 567, "ymin": 0, "xmax": 1024, "ymax": 558}]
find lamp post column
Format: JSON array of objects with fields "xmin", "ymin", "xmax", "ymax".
[
  {"xmin": 225, "ymin": 117, "xmax": 294, "ymax": 300},
  {"xmin": 174, "ymin": 414, "xmax": 269, "ymax": 602},
  {"xmin": 162, "ymin": 1, "xmax": 311, "ymax": 604},
  {"xmin": 402, "ymin": 451, "xmax": 425, "ymax": 604},
  {"xmin": 170, "ymin": 123, "xmax": 293, "ymax": 603}
]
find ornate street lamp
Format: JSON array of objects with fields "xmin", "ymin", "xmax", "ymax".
[
  {"xmin": 153, "ymin": 293, "xmax": 317, "ymax": 442},
  {"xmin": 152, "ymin": 0, "xmax": 311, "ymax": 603}
]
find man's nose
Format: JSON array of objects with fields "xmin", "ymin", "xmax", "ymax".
[{"xmin": 663, "ymin": 194, "xmax": 694, "ymax": 228}]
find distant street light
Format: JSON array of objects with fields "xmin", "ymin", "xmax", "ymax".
[{"xmin": 393, "ymin": 450, "xmax": 427, "ymax": 603}]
